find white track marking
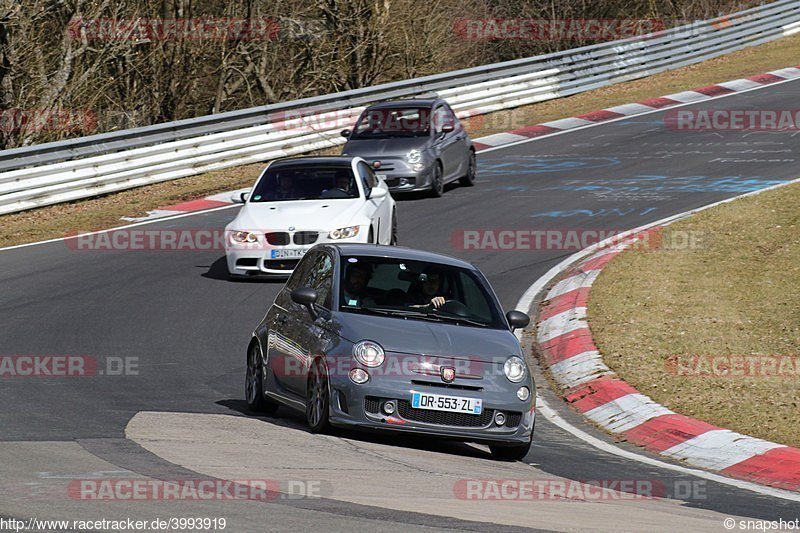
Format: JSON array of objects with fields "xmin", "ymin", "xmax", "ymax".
[
  {"xmin": 540, "ymin": 117, "xmax": 596, "ymax": 130},
  {"xmin": 0, "ymin": 203, "xmax": 239, "ymax": 252},
  {"xmin": 603, "ymin": 103, "xmax": 656, "ymax": 115},
  {"xmin": 481, "ymin": 75, "xmax": 800, "ymax": 154},
  {"xmin": 583, "ymin": 393, "xmax": 675, "ymax": 433},
  {"xmin": 546, "ymin": 270, "xmax": 600, "ymax": 299},
  {"xmin": 535, "ymin": 397, "xmax": 800, "ymax": 502},
  {"xmin": 477, "ymin": 132, "xmax": 531, "ymax": 146},
  {"xmin": 661, "ymin": 430, "xmax": 786, "ymax": 471}
]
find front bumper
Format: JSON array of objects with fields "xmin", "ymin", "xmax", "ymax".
[
  {"xmin": 327, "ymin": 365, "xmax": 535, "ymax": 445},
  {"xmin": 225, "ymin": 229, "xmax": 368, "ymax": 277},
  {"xmin": 370, "ymin": 159, "xmax": 434, "ymax": 192}
]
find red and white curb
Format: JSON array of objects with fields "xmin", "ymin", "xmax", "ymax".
[
  {"xmin": 534, "ymin": 229, "xmax": 800, "ymax": 492},
  {"xmin": 121, "ymin": 64, "xmax": 800, "ymax": 222},
  {"xmin": 120, "ymin": 189, "xmax": 248, "ymax": 222},
  {"xmin": 472, "ymin": 65, "xmax": 800, "ymax": 151}
]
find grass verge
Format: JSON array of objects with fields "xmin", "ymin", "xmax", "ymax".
[
  {"xmin": 1, "ymin": 34, "xmax": 799, "ymax": 249},
  {"xmin": 588, "ymin": 181, "xmax": 800, "ymax": 448}
]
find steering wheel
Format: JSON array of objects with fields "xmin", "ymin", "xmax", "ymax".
[{"xmin": 439, "ymin": 299, "xmax": 471, "ymax": 318}]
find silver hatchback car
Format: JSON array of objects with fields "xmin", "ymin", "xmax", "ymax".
[{"xmin": 340, "ymin": 99, "xmax": 476, "ymax": 197}]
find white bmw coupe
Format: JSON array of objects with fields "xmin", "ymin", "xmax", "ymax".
[{"xmin": 225, "ymin": 156, "xmax": 397, "ymax": 278}]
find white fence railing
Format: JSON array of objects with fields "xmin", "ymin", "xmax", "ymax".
[{"xmin": 1, "ymin": 0, "xmax": 799, "ymax": 215}]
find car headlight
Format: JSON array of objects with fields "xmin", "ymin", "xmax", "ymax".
[
  {"xmin": 406, "ymin": 149, "xmax": 422, "ymax": 164},
  {"xmin": 504, "ymin": 356, "xmax": 526, "ymax": 383},
  {"xmin": 230, "ymin": 231, "xmax": 258, "ymax": 244},
  {"xmin": 328, "ymin": 226, "xmax": 360, "ymax": 240},
  {"xmin": 353, "ymin": 340, "xmax": 385, "ymax": 367}
]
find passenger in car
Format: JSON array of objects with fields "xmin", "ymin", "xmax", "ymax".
[{"xmin": 342, "ymin": 262, "xmax": 376, "ymax": 307}]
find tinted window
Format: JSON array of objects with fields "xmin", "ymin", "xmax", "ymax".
[
  {"xmin": 357, "ymin": 162, "xmax": 377, "ymax": 193},
  {"xmin": 432, "ymin": 105, "xmax": 457, "ymax": 133},
  {"xmin": 306, "ymin": 253, "xmax": 333, "ymax": 309},
  {"xmin": 251, "ymin": 164, "xmax": 358, "ymax": 202},
  {"xmin": 286, "ymin": 251, "xmax": 318, "ymax": 290}
]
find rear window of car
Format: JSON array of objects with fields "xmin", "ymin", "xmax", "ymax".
[{"xmin": 250, "ymin": 164, "xmax": 358, "ymax": 202}]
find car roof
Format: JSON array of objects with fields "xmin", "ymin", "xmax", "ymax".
[
  {"xmin": 327, "ymin": 244, "xmax": 475, "ymax": 270},
  {"xmin": 269, "ymin": 156, "xmax": 357, "ymax": 168},
  {"xmin": 364, "ymin": 99, "xmax": 441, "ymax": 110}
]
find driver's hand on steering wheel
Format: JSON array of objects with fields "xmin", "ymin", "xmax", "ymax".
[{"xmin": 430, "ymin": 296, "xmax": 446, "ymax": 309}]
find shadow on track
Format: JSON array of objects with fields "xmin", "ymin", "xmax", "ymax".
[
  {"xmin": 200, "ymin": 256, "xmax": 289, "ymax": 284},
  {"xmin": 215, "ymin": 398, "xmax": 491, "ymax": 460}
]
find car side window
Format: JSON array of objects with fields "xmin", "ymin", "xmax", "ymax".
[
  {"xmin": 307, "ymin": 253, "xmax": 333, "ymax": 309},
  {"xmin": 286, "ymin": 251, "xmax": 317, "ymax": 290},
  {"xmin": 356, "ymin": 161, "xmax": 376, "ymax": 195},
  {"xmin": 442, "ymin": 103, "xmax": 460, "ymax": 131},
  {"xmin": 432, "ymin": 106, "xmax": 445, "ymax": 134}
]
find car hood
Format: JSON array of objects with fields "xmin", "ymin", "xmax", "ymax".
[
  {"xmin": 228, "ymin": 199, "xmax": 364, "ymax": 231},
  {"xmin": 343, "ymin": 137, "xmax": 429, "ymax": 158},
  {"xmin": 335, "ymin": 313, "xmax": 520, "ymax": 363}
]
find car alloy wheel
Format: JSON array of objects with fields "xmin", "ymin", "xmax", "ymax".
[
  {"xmin": 306, "ymin": 359, "xmax": 331, "ymax": 433},
  {"xmin": 245, "ymin": 342, "xmax": 279, "ymax": 414},
  {"xmin": 429, "ymin": 163, "xmax": 444, "ymax": 198},
  {"xmin": 459, "ymin": 150, "xmax": 476, "ymax": 187}
]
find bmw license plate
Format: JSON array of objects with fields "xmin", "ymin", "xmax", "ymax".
[
  {"xmin": 411, "ymin": 392, "xmax": 482, "ymax": 415},
  {"xmin": 270, "ymin": 249, "xmax": 305, "ymax": 259}
]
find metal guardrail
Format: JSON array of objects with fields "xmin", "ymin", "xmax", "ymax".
[{"xmin": 1, "ymin": 0, "xmax": 799, "ymax": 215}]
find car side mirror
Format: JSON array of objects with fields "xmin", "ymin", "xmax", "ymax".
[
  {"xmin": 506, "ymin": 310, "xmax": 530, "ymax": 331},
  {"xmin": 291, "ymin": 287, "xmax": 319, "ymax": 318},
  {"xmin": 233, "ymin": 191, "xmax": 250, "ymax": 203},
  {"xmin": 369, "ymin": 186, "xmax": 387, "ymax": 199},
  {"xmin": 340, "ymin": 129, "xmax": 351, "ymax": 138}
]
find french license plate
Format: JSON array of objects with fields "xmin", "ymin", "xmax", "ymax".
[
  {"xmin": 411, "ymin": 392, "xmax": 482, "ymax": 415},
  {"xmin": 270, "ymin": 249, "xmax": 305, "ymax": 259}
]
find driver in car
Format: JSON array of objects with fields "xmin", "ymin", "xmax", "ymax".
[
  {"xmin": 408, "ymin": 268, "xmax": 446, "ymax": 310},
  {"xmin": 275, "ymin": 174, "xmax": 297, "ymax": 199}
]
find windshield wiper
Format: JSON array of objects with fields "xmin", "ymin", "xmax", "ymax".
[
  {"xmin": 432, "ymin": 314, "xmax": 489, "ymax": 328},
  {"xmin": 356, "ymin": 307, "xmax": 443, "ymax": 322}
]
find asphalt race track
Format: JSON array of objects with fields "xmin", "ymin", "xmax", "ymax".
[{"xmin": 2, "ymin": 78, "xmax": 799, "ymax": 531}]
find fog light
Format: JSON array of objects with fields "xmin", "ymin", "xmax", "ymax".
[
  {"xmin": 517, "ymin": 386, "xmax": 530, "ymax": 401},
  {"xmin": 494, "ymin": 412, "xmax": 506, "ymax": 426},
  {"xmin": 383, "ymin": 400, "xmax": 396, "ymax": 415},
  {"xmin": 349, "ymin": 368, "xmax": 369, "ymax": 384}
]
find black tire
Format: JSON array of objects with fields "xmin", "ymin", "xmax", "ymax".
[
  {"xmin": 390, "ymin": 211, "xmax": 398, "ymax": 245},
  {"xmin": 306, "ymin": 359, "xmax": 331, "ymax": 433},
  {"xmin": 245, "ymin": 342, "xmax": 279, "ymax": 414},
  {"xmin": 429, "ymin": 163, "xmax": 444, "ymax": 198},
  {"xmin": 489, "ymin": 427, "xmax": 533, "ymax": 461},
  {"xmin": 459, "ymin": 150, "xmax": 477, "ymax": 187}
]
